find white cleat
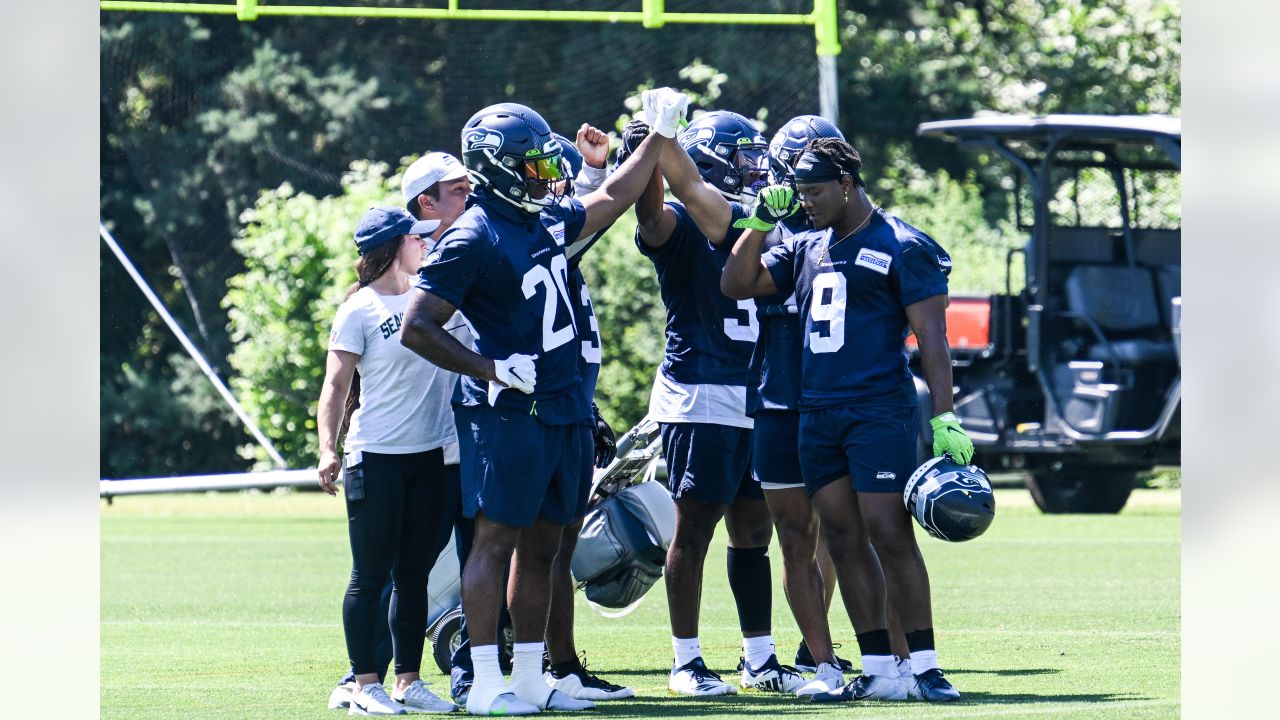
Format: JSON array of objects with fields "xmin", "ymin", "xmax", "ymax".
[
  {"xmin": 393, "ymin": 680, "xmax": 459, "ymax": 713},
  {"xmin": 544, "ymin": 665, "xmax": 633, "ymax": 701},
  {"xmin": 330, "ymin": 682, "xmax": 356, "ymax": 710},
  {"xmin": 739, "ymin": 654, "xmax": 808, "ymax": 693},
  {"xmin": 795, "ymin": 662, "xmax": 845, "ymax": 697},
  {"xmin": 465, "ymin": 691, "xmax": 539, "ymax": 717},
  {"xmin": 811, "ymin": 673, "xmax": 909, "ymax": 703},
  {"xmin": 668, "ymin": 657, "xmax": 737, "ymax": 697},
  {"xmin": 350, "ymin": 683, "xmax": 407, "ymax": 715}
]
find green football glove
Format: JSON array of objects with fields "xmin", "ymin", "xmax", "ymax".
[
  {"xmin": 930, "ymin": 412, "xmax": 975, "ymax": 465},
  {"xmin": 733, "ymin": 184, "xmax": 797, "ymax": 233}
]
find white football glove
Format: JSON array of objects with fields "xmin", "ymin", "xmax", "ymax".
[
  {"xmin": 489, "ymin": 353, "xmax": 537, "ymax": 405},
  {"xmin": 640, "ymin": 87, "xmax": 690, "ymax": 138}
]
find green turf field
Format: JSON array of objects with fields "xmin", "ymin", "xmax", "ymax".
[{"xmin": 101, "ymin": 486, "xmax": 1180, "ymax": 719}]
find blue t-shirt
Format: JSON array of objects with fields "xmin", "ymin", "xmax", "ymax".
[
  {"xmin": 746, "ymin": 217, "xmax": 806, "ymax": 415},
  {"xmin": 764, "ymin": 209, "xmax": 951, "ymax": 409},
  {"xmin": 569, "ymin": 267, "xmax": 601, "ymax": 407},
  {"xmin": 637, "ymin": 201, "xmax": 757, "ymax": 387},
  {"xmin": 417, "ymin": 191, "xmax": 591, "ymax": 424}
]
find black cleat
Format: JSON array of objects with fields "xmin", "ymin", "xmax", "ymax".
[
  {"xmin": 909, "ymin": 668, "xmax": 961, "ymax": 702},
  {"xmin": 794, "ymin": 640, "xmax": 854, "ymax": 674}
]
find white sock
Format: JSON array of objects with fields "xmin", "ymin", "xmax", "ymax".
[
  {"xmin": 897, "ymin": 656, "xmax": 913, "ymax": 678},
  {"xmin": 509, "ymin": 642, "xmax": 552, "ymax": 707},
  {"xmin": 743, "ymin": 635, "xmax": 775, "ymax": 669},
  {"xmin": 910, "ymin": 649, "xmax": 939, "ymax": 675},
  {"xmin": 467, "ymin": 645, "xmax": 507, "ymax": 710},
  {"xmin": 862, "ymin": 654, "xmax": 897, "ymax": 679},
  {"xmin": 672, "ymin": 636, "xmax": 702, "ymax": 668}
]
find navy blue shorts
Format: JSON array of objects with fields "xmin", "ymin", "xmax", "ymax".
[
  {"xmin": 454, "ymin": 405, "xmax": 593, "ymax": 528},
  {"xmin": 660, "ymin": 422, "xmax": 761, "ymax": 504},
  {"xmin": 752, "ymin": 409, "xmax": 804, "ymax": 490},
  {"xmin": 798, "ymin": 404, "xmax": 919, "ymax": 495}
]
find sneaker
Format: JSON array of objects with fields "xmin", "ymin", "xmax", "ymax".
[
  {"xmin": 739, "ymin": 654, "xmax": 807, "ymax": 693},
  {"xmin": 393, "ymin": 680, "xmax": 459, "ymax": 713},
  {"xmin": 350, "ymin": 683, "xmax": 407, "ymax": 716},
  {"xmin": 810, "ymin": 674, "xmax": 908, "ymax": 703},
  {"xmin": 909, "ymin": 668, "xmax": 961, "ymax": 702},
  {"xmin": 450, "ymin": 667, "xmax": 472, "ymax": 706},
  {"xmin": 668, "ymin": 657, "xmax": 738, "ymax": 696},
  {"xmin": 794, "ymin": 641, "xmax": 854, "ymax": 674},
  {"xmin": 545, "ymin": 659, "xmax": 634, "ymax": 700},
  {"xmin": 465, "ymin": 690, "xmax": 539, "ymax": 717},
  {"xmin": 330, "ymin": 682, "xmax": 357, "ymax": 710},
  {"xmin": 795, "ymin": 662, "xmax": 845, "ymax": 697}
]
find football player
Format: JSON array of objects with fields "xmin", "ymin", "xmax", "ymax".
[
  {"xmin": 401, "ymin": 89, "xmax": 689, "ymax": 716},
  {"xmin": 721, "ymin": 137, "xmax": 972, "ymax": 703},
  {"xmin": 627, "ymin": 108, "xmax": 804, "ymax": 696}
]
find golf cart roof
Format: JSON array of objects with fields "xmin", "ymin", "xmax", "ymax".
[
  {"xmin": 918, "ymin": 114, "xmax": 1180, "ymax": 141},
  {"xmin": 917, "ymin": 114, "xmax": 1180, "ymax": 170}
]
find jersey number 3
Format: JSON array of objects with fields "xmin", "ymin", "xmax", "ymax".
[
  {"xmin": 808, "ymin": 272, "xmax": 846, "ymax": 354},
  {"xmin": 522, "ymin": 254, "xmax": 577, "ymax": 352},
  {"xmin": 724, "ymin": 298, "xmax": 759, "ymax": 342}
]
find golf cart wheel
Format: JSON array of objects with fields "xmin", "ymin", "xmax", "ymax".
[
  {"xmin": 429, "ymin": 606, "xmax": 465, "ymax": 675},
  {"xmin": 1026, "ymin": 470, "xmax": 1136, "ymax": 514}
]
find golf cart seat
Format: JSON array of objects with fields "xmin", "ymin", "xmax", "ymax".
[{"xmin": 1063, "ymin": 265, "xmax": 1177, "ymax": 365}]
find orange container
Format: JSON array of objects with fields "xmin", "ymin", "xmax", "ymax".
[{"xmin": 905, "ymin": 296, "xmax": 991, "ymax": 351}]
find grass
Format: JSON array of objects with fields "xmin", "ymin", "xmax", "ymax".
[{"xmin": 101, "ymin": 487, "xmax": 1180, "ymax": 719}]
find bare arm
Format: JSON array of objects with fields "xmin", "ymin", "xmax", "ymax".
[
  {"xmin": 635, "ymin": 166, "xmax": 678, "ymax": 249},
  {"xmin": 316, "ymin": 349, "xmax": 358, "ymax": 495},
  {"xmin": 401, "ymin": 288, "xmax": 498, "ymax": 383},
  {"xmin": 721, "ymin": 226, "xmax": 780, "ymax": 299},
  {"xmin": 578, "ymin": 132, "xmax": 673, "ymax": 239},
  {"xmin": 906, "ymin": 294, "xmax": 955, "ymax": 416},
  {"xmin": 659, "ymin": 140, "xmax": 733, "ymax": 244}
]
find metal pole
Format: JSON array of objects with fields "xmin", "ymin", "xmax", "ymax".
[
  {"xmin": 100, "ymin": 221, "xmax": 288, "ymax": 468},
  {"xmin": 813, "ymin": 0, "xmax": 842, "ymax": 125}
]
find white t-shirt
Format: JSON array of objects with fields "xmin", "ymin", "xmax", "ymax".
[
  {"xmin": 329, "ymin": 285, "xmax": 471, "ymax": 454},
  {"xmin": 647, "ymin": 368, "xmax": 754, "ymax": 430}
]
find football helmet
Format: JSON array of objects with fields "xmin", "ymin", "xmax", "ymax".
[
  {"xmin": 903, "ymin": 455, "xmax": 996, "ymax": 542},
  {"xmin": 769, "ymin": 114, "xmax": 845, "ymax": 187},
  {"xmin": 677, "ymin": 111, "xmax": 769, "ymax": 201},
  {"xmin": 460, "ymin": 103, "xmax": 566, "ymax": 213}
]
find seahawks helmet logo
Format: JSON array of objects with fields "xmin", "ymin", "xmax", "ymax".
[
  {"xmin": 679, "ymin": 126, "xmax": 715, "ymax": 151},
  {"xmin": 464, "ymin": 129, "xmax": 504, "ymax": 153}
]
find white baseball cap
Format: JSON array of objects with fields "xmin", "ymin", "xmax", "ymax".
[{"xmin": 402, "ymin": 152, "xmax": 469, "ymax": 204}]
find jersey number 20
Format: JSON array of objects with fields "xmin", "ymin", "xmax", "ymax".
[
  {"xmin": 808, "ymin": 272, "xmax": 846, "ymax": 353},
  {"xmin": 522, "ymin": 255, "xmax": 577, "ymax": 352}
]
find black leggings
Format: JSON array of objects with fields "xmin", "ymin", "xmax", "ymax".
[{"xmin": 343, "ymin": 448, "xmax": 459, "ymax": 676}]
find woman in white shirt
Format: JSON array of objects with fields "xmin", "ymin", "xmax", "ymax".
[{"xmin": 316, "ymin": 206, "xmax": 461, "ymax": 716}]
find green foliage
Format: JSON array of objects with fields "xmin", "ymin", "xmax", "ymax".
[
  {"xmin": 224, "ymin": 162, "xmax": 400, "ymax": 468},
  {"xmin": 578, "ymin": 214, "xmax": 666, "ymax": 431},
  {"xmin": 880, "ymin": 163, "xmax": 1024, "ymax": 295}
]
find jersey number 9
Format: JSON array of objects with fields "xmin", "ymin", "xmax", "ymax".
[{"xmin": 808, "ymin": 272, "xmax": 846, "ymax": 354}]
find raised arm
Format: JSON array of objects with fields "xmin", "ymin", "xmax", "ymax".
[
  {"xmin": 659, "ymin": 136, "xmax": 733, "ymax": 244},
  {"xmin": 578, "ymin": 89, "xmax": 688, "ymax": 238},
  {"xmin": 721, "ymin": 185, "xmax": 796, "ymax": 298}
]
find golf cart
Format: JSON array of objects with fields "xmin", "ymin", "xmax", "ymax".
[{"xmin": 910, "ymin": 115, "xmax": 1181, "ymax": 513}]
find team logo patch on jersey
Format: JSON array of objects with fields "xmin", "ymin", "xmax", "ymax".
[
  {"xmin": 545, "ymin": 221, "xmax": 566, "ymax": 246},
  {"xmin": 464, "ymin": 129, "xmax": 503, "ymax": 153},
  {"xmin": 876, "ymin": 471, "xmax": 896, "ymax": 481},
  {"xmin": 855, "ymin": 248, "xmax": 893, "ymax": 275}
]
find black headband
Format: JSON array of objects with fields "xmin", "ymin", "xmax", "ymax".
[{"xmin": 792, "ymin": 150, "xmax": 851, "ymax": 184}]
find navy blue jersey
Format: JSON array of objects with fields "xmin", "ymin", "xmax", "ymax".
[
  {"xmin": 764, "ymin": 209, "xmax": 951, "ymax": 409},
  {"xmin": 418, "ymin": 191, "xmax": 590, "ymax": 424},
  {"xmin": 746, "ymin": 220, "xmax": 803, "ymax": 415},
  {"xmin": 637, "ymin": 201, "xmax": 757, "ymax": 386},
  {"xmin": 569, "ymin": 267, "xmax": 601, "ymax": 405}
]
